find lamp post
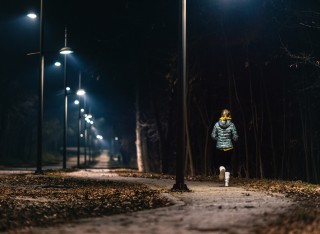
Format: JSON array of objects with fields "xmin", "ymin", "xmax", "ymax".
[
  {"xmin": 83, "ymin": 112, "xmax": 92, "ymax": 167},
  {"xmin": 172, "ymin": 0, "xmax": 189, "ymax": 191},
  {"xmin": 76, "ymin": 72, "xmax": 86, "ymax": 168},
  {"xmin": 35, "ymin": 0, "xmax": 44, "ymax": 174},
  {"xmin": 80, "ymin": 95, "xmax": 88, "ymax": 167},
  {"xmin": 88, "ymin": 121, "xmax": 93, "ymax": 163},
  {"xmin": 84, "ymin": 114, "xmax": 88, "ymax": 167},
  {"xmin": 60, "ymin": 27, "xmax": 73, "ymax": 169},
  {"xmin": 85, "ymin": 112, "xmax": 93, "ymax": 164}
]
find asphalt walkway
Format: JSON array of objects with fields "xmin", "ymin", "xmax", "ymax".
[{"xmin": 15, "ymin": 169, "xmax": 294, "ymax": 234}]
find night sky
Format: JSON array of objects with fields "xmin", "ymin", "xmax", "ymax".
[
  {"xmin": 1, "ymin": 1, "xmax": 267, "ymax": 120},
  {"xmin": 0, "ymin": 0, "xmax": 316, "ymax": 123},
  {"xmin": 1, "ymin": 0, "xmax": 174, "ymax": 139}
]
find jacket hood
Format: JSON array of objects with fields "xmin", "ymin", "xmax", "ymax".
[{"xmin": 218, "ymin": 119, "xmax": 231, "ymax": 129}]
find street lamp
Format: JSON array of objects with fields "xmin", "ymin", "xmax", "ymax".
[
  {"xmin": 81, "ymin": 110, "xmax": 93, "ymax": 167},
  {"xmin": 60, "ymin": 27, "xmax": 73, "ymax": 169},
  {"xmin": 35, "ymin": 0, "xmax": 44, "ymax": 175},
  {"xmin": 27, "ymin": 13, "xmax": 37, "ymax": 19},
  {"xmin": 172, "ymin": 0, "xmax": 189, "ymax": 191},
  {"xmin": 83, "ymin": 113, "xmax": 89, "ymax": 166},
  {"xmin": 76, "ymin": 72, "xmax": 85, "ymax": 168},
  {"xmin": 75, "ymin": 98, "xmax": 81, "ymax": 167},
  {"xmin": 77, "ymin": 89, "xmax": 86, "ymax": 96},
  {"xmin": 87, "ymin": 117, "xmax": 94, "ymax": 163}
]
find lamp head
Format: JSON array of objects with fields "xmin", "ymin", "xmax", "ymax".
[
  {"xmin": 59, "ymin": 47, "xmax": 73, "ymax": 55},
  {"xmin": 77, "ymin": 89, "xmax": 86, "ymax": 96},
  {"xmin": 27, "ymin": 13, "xmax": 37, "ymax": 19}
]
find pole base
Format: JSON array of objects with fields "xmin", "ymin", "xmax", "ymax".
[
  {"xmin": 34, "ymin": 169, "xmax": 44, "ymax": 175},
  {"xmin": 171, "ymin": 183, "xmax": 190, "ymax": 192}
]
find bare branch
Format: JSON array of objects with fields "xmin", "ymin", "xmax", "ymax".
[
  {"xmin": 299, "ymin": 22, "xmax": 320, "ymax": 29},
  {"xmin": 279, "ymin": 35, "xmax": 320, "ymax": 69}
]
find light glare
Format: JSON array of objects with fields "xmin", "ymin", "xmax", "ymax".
[
  {"xmin": 60, "ymin": 47, "xmax": 73, "ymax": 55},
  {"xmin": 27, "ymin": 13, "xmax": 37, "ymax": 19},
  {"xmin": 77, "ymin": 89, "xmax": 86, "ymax": 96},
  {"xmin": 96, "ymin": 135, "xmax": 103, "ymax": 140}
]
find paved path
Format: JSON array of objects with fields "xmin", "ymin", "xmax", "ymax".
[
  {"xmin": 16, "ymin": 169, "xmax": 294, "ymax": 234},
  {"xmin": 0, "ymin": 150, "xmax": 122, "ymax": 174}
]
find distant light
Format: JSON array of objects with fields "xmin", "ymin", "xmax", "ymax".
[
  {"xmin": 74, "ymin": 100, "xmax": 80, "ymax": 105},
  {"xmin": 81, "ymin": 108, "xmax": 85, "ymax": 112},
  {"xmin": 59, "ymin": 47, "xmax": 73, "ymax": 55},
  {"xmin": 80, "ymin": 134, "xmax": 84, "ymax": 138},
  {"xmin": 96, "ymin": 135, "xmax": 103, "ymax": 140},
  {"xmin": 76, "ymin": 89, "xmax": 86, "ymax": 96},
  {"xmin": 115, "ymin": 137, "xmax": 118, "ymax": 141},
  {"xmin": 54, "ymin": 61, "xmax": 61, "ymax": 67},
  {"xmin": 27, "ymin": 13, "xmax": 37, "ymax": 19},
  {"xmin": 85, "ymin": 115, "xmax": 93, "ymax": 123},
  {"xmin": 66, "ymin": 87, "xmax": 71, "ymax": 91}
]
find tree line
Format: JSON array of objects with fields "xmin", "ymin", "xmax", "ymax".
[{"xmin": 0, "ymin": 0, "xmax": 319, "ymax": 183}]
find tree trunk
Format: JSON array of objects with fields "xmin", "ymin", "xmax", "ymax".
[
  {"xmin": 185, "ymin": 85, "xmax": 194, "ymax": 176},
  {"xmin": 135, "ymin": 85, "xmax": 149, "ymax": 172},
  {"xmin": 196, "ymin": 102, "xmax": 212, "ymax": 175},
  {"xmin": 262, "ymin": 75, "xmax": 277, "ymax": 178},
  {"xmin": 233, "ymin": 77, "xmax": 249, "ymax": 178},
  {"xmin": 151, "ymin": 97, "xmax": 167, "ymax": 173}
]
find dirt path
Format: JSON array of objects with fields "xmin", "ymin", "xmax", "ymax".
[{"xmin": 17, "ymin": 169, "xmax": 294, "ymax": 234}]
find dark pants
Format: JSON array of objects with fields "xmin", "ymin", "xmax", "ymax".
[{"xmin": 215, "ymin": 149, "xmax": 233, "ymax": 173}]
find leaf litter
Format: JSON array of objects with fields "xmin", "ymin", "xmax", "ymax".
[
  {"xmin": 0, "ymin": 169, "xmax": 319, "ymax": 234},
  {"xmin": 0, "ymin": 172, "xmax": 172, "ymax": 232},
  {"xmin": 117, "ymin": 169, "xmax": 320, "ymax": 234}
]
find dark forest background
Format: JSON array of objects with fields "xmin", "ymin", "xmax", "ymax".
[{"xmin": 0, "ymin": 0, "xmax": 319, "ymax": 184}]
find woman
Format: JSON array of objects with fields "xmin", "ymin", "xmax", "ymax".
[{"xmin": 211, "ymin": 109, "xmax": 238, "ymax": 186}]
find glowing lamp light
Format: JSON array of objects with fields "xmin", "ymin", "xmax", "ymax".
[
  {"xmin": 76, "ymin": 89, "xmax": 86, "ymax": 96},
  {"xmin": 54, "ymin": 61, "xmax": 61, "ymax": 67},
  {"xmin": 27, "ymin": 13, "xmax": 37, "ymax": 19},
  {"xmin": 66, "ymin": 87, "xmax": 71, "ymax": 91},
  {"xmin": 59, "ymin": 47, "xmax": 73, "ymax": 55},
  {"xmin": 96, "ymin": 135, "xmax": 103, "ymax": 140},
  {"xmin": 74, "ymin": 100, "xmax": 80, "ymax": 105}
]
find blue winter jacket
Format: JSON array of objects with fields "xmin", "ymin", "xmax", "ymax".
[{"xmin": 211, "ymin": 119, "xmax": 238, "ymax": 150}]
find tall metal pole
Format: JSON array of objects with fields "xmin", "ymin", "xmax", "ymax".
[
  {"xmin": 84, "ymin": 95, "xmax": 87, "ymax": 167},
  {"xmin": 172, "ymin": 0, "xmax": 189, "ymax": 191},
  {"xmin": 63, "ymin": 27, "xmax": 68, "ymax": 169},
  {"xmin": 88, "ymin": 124, "xmax": 92, "ymax": 163},
  {"xmin": 84, "ymin": 121, "xmax": 87, "ymax": 167},
  {"xmin": 35, "ymin": 0, "xmax": 44, "ymax": 174},
  {"xmin": 77, "ymin": 72, "xmax": 81, "ymax": 168}
]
